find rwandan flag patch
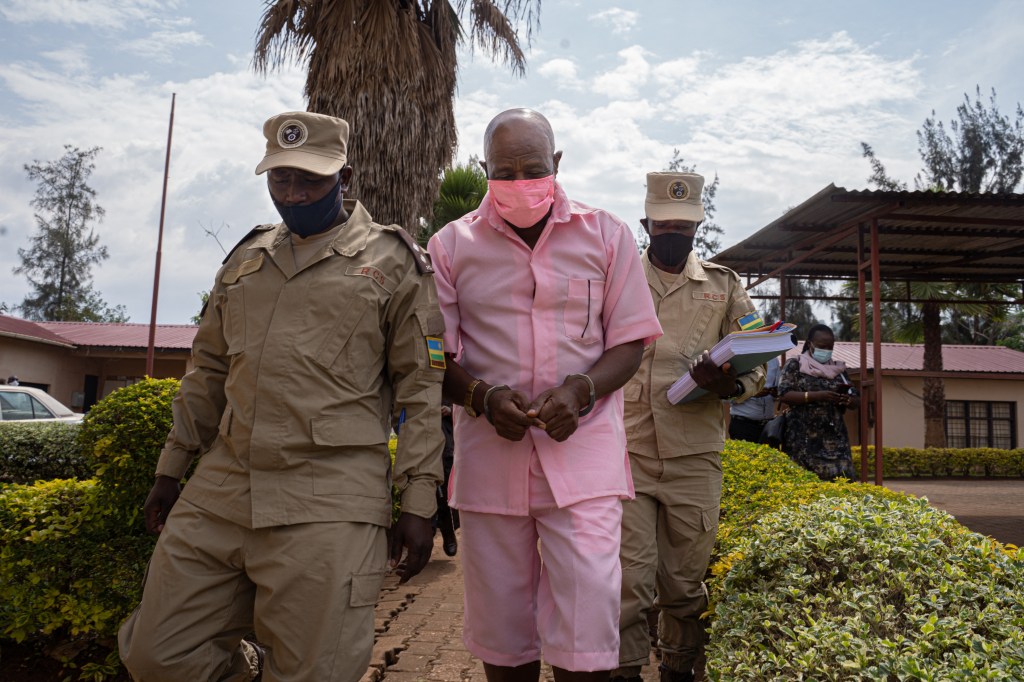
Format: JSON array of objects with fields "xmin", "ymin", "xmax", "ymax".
[
  {"xmin": 738, "ymin": 312, "xmax": 765, "ymax": 331},
  {"xmin": 426, "ymin": 336, "xmax": 446, "ymax": 369}
]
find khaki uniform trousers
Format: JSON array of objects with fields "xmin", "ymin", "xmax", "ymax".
[
  {"xmin": 118, "ymin": 498, "xmax": 386, "ymax": 682},
  {"xmin": 616, "ymin": 451, "xmax": 722, "ymax": 676}
]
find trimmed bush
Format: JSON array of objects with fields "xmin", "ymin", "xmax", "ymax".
[
  {"xmin": 711, "ymin": 441, "xmax": 906, "ymax": 593},
  {"xmin": 707, "ymin": 494, "xmax": 1024, "ymax": 680},
  {"xmin": 0, "ymin": 478, "xmax": 153, "ymax": 644},
  {"xmin": 78, "ymin": 378, "xmax": 181, "ymax": 526},
  {"xmin": 0, "ymin": 421, "xmax": 91, "ymax": 485},
  {"xmin": 853, "ymin": 445, "xmax": 1024, "ymax": 478}
]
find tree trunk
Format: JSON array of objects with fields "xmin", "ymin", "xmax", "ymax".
[{"xmin": 922, "ymin": 301, "xmax": 946, "ymax": 447}]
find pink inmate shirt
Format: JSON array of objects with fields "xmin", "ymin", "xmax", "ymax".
[{"xmin": 427, "ymin": 182, "xmax": 663, "ymax": 515}]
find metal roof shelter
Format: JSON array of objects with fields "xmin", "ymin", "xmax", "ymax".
[{"xmin": 711, "ymin": 185, "xmax": 1024, "ymax": 484}]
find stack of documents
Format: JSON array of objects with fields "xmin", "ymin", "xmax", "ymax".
[{"xmin": 667, "ymin": 322, "xmax": 798, "ymax": 404}]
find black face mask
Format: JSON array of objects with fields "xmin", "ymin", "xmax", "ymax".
[
  {"xmin": 273, "ymin": 178, "xmax": 343, "ymax": 238},
  {"xmin": 648, "ymin": 232, "xmax": 694, "ymax": 267}
]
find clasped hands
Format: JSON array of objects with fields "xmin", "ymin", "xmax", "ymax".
[{"xmin": 487, "ymin": 378, "xmax": 590, "ymax": 443}]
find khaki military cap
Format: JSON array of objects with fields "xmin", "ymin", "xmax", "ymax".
[
  {"xmin": 255, "ymin": 111, "xmax": 349, "ymax": 176},
  {"xmin": 645, "ymin": 172, "xmax": 704, "ymax": 222}
]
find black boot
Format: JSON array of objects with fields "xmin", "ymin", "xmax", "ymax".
[
  {"xmin": 437, "ymin": 503, "xmax": 458, "ymax": 557},
  {"xmin": 659, "ymin": 664, "xmax": 694, "ymax": 682}
]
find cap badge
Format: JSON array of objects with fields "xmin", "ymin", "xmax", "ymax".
[
  {"xmin": 668, "ymin": 180, "xmax": 689, "ymax": 201},
  {"xmin": 278, "ymin": 120, "xmax": 308, "ymax": 149}
]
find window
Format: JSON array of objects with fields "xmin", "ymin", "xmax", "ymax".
[
  {"xmin": 945, "ymin": 400, "xmax": 1017, "ymax": 449},
  {"xmin": 0, "ymin": 391, "xmax": 54, "ymax": 420}
]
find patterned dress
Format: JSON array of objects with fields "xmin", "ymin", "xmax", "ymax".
[{"xmin": 777, "ymin": 356, "xmax": 857, "ymax": 481}]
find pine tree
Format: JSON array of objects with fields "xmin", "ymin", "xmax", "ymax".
[{"xmin": 14, "ymin": 145, "xmax": 126, "ymax": 322}]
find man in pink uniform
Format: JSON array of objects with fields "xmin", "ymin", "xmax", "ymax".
[{"xmin": 427, "ymin": 109, "xmax": 662, "ymax": 682}]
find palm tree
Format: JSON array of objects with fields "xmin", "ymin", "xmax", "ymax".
[
  {"xmin": 253, "ymin": 0, "xmax": 538, "ymax": 235},
  {"xmin": 419, "ymin": 158, "xmax": 488, "ymax": 246}
]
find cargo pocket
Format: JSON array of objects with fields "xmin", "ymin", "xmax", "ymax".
[
  {"xmin": 700, "ymin": 504, "xmax": 720, "ymax": 534},
  {"xmin": 313, "ymin": 296, "xmax": 370, "ymax": 376},
  {"xmin": 563, "ymin": 278, "xmax": 604, "ymax": 345},
  {"xmin": 349, "ymin": 571, "xmax": 386, "ymax": 607}
]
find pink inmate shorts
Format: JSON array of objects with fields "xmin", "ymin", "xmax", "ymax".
[{"xmin": 459, "ymin": 452, "xmax": 623, "ymax": 671}]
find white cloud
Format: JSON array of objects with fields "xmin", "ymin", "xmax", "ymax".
[
  {"xmin": 122, "ymin": 30, "xmax": 206, "ymax": 63},
  {"xmin": 537, "ymin": 58, "xmax": 583, "ymax": 91},
  {"xmin": 0, "ymin": 59, "xmax": 307, "ymax": 324},
  {"xmin": 588, "ymin": 7, "xmax": 639, "ymax": 35},
  {"xmin": 40, "ymin": 45, "xmax": 90, "ymax": 75},
  {"xmin": 592, "ymin": 45, "xmax": 651, "ymax": 99},
  {"xmin": 0, "ymin": 0, "xmax": 173, "ymax": 29}
]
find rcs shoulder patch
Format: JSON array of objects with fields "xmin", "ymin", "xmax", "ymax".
[
  {"xmin": 426, "ymin": 336, "xmax": 446, "ymax": 369},
  {"xmin": 693, "ymin": 291, "xmax": 727, "ymax": 302}
]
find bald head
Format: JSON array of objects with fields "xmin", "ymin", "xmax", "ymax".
[
  {"xmin": 483, "ymin": 109, "xmax": 556, "ymax": 157},
  {"xmin": 481, "ymin": 108, "xmax": 561, "ymax": 182}
]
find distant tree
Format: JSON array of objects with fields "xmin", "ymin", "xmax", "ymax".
[
  {"xmin": 14, "ymin": 145, "xmax": 127, "ymax": 322},
  {"xmin": 665, "ymin": 149, "xmax": 724, "ymax": 258},
  {"xmin": 858, "ymin": 87, "xmax": 1024, "ymax": 447},
  {"xmin": 419, "ymin": 159, "xmax": 488, "ymax": 246},
  {"xmin": 191, "ymin": 291, "xmax": 210, "ymax": 326},
  {"xmin": 751, "ymin": 277, "xmax": 831, "ymax": 336}
]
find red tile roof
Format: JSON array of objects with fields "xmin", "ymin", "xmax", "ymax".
[
  {"xmin": 0, "ymin": 315, "xmax": 76, "ymax": 348},
  {"xmin": 35, "ymin": 320, "xmax": 197, "ymax": 350},
  {"xmin": 832, "ymin": 341, "xmax": 1024, "ymax": 374}
]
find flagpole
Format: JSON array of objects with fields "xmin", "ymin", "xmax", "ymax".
[{"xmin": 146, "ymin": 92, "xmax": 175, "ymax": 377}]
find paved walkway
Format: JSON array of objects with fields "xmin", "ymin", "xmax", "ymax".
[{"xmin": 363, "ymin": 479, "xmax": 1022, "ymax": 681}]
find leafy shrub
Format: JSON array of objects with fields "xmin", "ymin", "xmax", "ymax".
[
  {"xmin": 78, "ymin": 378, "xmax": 180, "ymax": 527},
  {"xmin": 711, "ymin": 441, "xmax": 906, "ymax": 593},
  {"xmin": 0, "ymin": 478, "xmax": 153, "ymax": 644},
  {"xmin": 707, "ymin": 494, "xmax": 1024, "ymax": 680},
  {"xmin": 0, "ymin": 421, "xmax": 91, "ymax": 484},
  {"xmin": 853, "ymin": 445, "xmax": 1024, "ymax": 478}
]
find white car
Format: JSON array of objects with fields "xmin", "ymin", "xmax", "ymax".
[{"xmin": 0, "ymin": 385, "xmax": 83, "ymax": 423}]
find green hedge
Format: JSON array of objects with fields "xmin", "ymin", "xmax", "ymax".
[
  {"xmin": 78, "ymin": 378, "xmax": 180, "ymax": 527},
  {"xmin": 708, "ymin": 442, "xmax": 1023, "ymax": 680},
  {"xmin": 707, "ymin": 495, "xmax": 1024, "ymax": 680},
  {"xmin": 1, "ymin": 378, "xmax": 177, "ymax": 679},
  {"xmin": 0, "ymin": 479, "xmax": 153, "ymax": 644},
  {"xmin": 853, "ymin": 445, "xmax": 1024, "ymax": 477},
  {"xmin": 0, "ymin": 421, "xmax": 91, "ymax": 485}
]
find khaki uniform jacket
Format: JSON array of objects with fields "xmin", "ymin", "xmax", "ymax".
[
  {"xmin": 623, "ymin": 251, "xmax": 765, "ymax": 459},
  {"xmin": 155, "ymin": 200, "xmax": 445, "ymax": 529}
]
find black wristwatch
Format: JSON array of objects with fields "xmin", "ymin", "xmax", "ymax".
[{"xmin": 724, "ymin": 380, "xmax": 744, "ymax": 400}]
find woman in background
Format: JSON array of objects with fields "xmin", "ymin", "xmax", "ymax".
[{"xmin": 777, "ymin": 323, "xmax": 858, "ymax": 481}]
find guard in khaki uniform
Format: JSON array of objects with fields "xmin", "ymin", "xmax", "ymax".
[
  {"xmin": 118, "ymin": 111, "xmax": 445, "ymax": 682},
  {"xmin": 612, "ymin": 172, "xmax": 765, "ymax": 682}
]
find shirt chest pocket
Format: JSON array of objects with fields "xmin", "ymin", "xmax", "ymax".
[
  {"xmin": 219, "ymin": 254, "xmax": 265, "ymax": 355},
  {"xmin": 563, "ymin": 278, "xmax": 605, "ymax": 345},
  {"xmin": 313, "ymin": 295, "xmax": 373, "ymax": 377},
  {"xmin": 680, "ymin": 302, "xmax": 718, "ymax": 359}
]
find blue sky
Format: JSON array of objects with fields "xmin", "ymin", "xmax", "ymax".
[{"xmin": 0, "ymin": 0, "xmax": 1021, "ymax": 324}]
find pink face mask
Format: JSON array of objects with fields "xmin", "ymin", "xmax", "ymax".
[{"xmin": 487, "ymin": 176, "xmax": 555, "ymax": 229}]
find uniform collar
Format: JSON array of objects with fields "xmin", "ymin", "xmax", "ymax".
[
  {"xmin": 643, "ymin": 249, "xmax": 708, "ymax": 289},
  {"xmin": 261, "ymin": 199, "xmax": 374, "ymax": 277}
]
